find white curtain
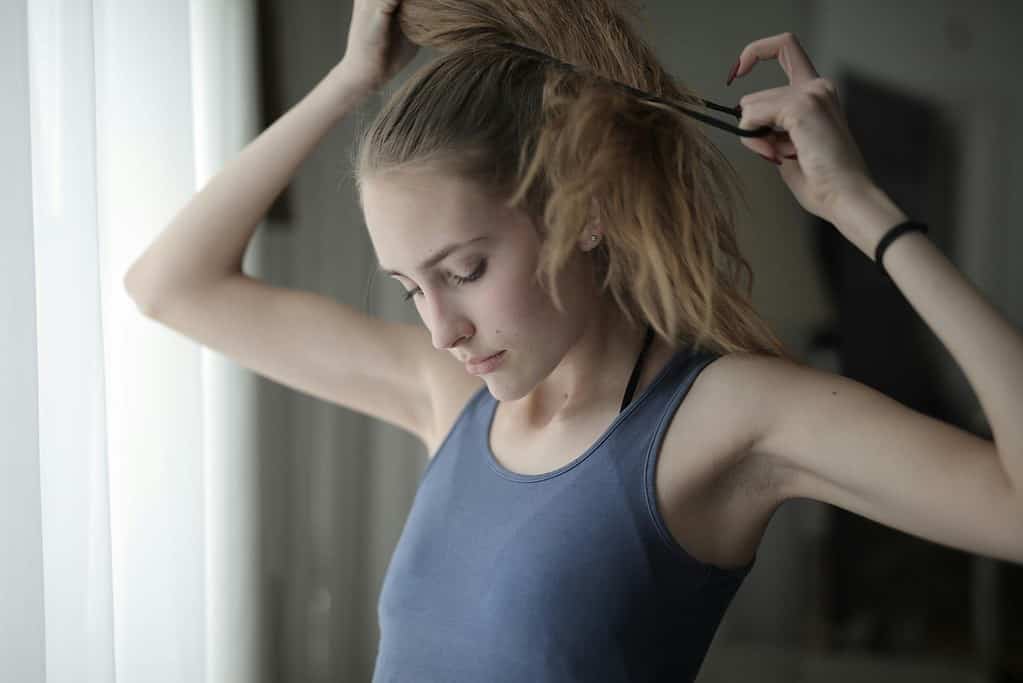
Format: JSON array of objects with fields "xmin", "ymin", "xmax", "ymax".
[{"xmin": 5, "ymin": 1, "xmax": 264, "ymax": 681}]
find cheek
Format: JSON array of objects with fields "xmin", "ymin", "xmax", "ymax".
[
  {"xmin": 484, "ymin": 274, "xmax": 532, "ymax": 326},
  {"xmin": 475, "ymin": 263, "xmax": 549, "ymax": 346}
]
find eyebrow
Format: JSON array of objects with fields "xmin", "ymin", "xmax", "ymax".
[{"xmin": 377, "ymin": 235, "xmax": 491, "ymax": 279}]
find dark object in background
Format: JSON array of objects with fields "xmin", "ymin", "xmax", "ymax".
[
  {"xmin": 808, "ymin": 70, "xmax": 1020, "ymax": 677},
  {"xmin": 257, "ymin": 0, "xmax": 294, "ymax": 224}
]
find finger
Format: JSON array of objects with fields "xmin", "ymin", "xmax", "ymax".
[
  {"xmin": 764, "ymin": 131, "xmax": 796, "ymax": 158},
  {"xmin": 734, "ymin": 32, "xmax": 819, "ymax": 86},
  {"xmin": 740, "ymin": 131, "xmax": 797, "ymax": 161},
  {"xmin": 737, "ymin": 85, "xmax": 797, "ymax": 158},
  {"xmin": 738, "ymin": 82, "xmax": 793, "ymax": 107},
  {"xmin": 737, "ymin": 92, "xmax": 798, "ymax": 159}
]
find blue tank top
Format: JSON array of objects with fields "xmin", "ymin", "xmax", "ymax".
[{"xmin": 372, "ymin": 343, "xmax": 756, "ymax": 682}]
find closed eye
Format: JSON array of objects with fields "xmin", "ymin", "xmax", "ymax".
[{"xmin": 402, "ymin": 259, "xmax": 488, "ymax": 302}]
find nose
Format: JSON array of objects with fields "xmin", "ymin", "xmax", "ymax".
[{"xmin": 422, "ymin": 293, "xmax": 473, "ymax": 352}]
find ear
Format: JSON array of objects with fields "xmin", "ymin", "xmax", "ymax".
[{"xmin": 579, "ymin": 198, "xmax": 604, "ymax": 251}]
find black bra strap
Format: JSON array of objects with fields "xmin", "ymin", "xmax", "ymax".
[{"xmin": 620, "ymin": 325, "xmax": 656, "ymax": 413}]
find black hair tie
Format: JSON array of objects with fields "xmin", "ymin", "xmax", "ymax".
[{"xmin": 875, "ymin": 220, "xmax": 929, "ymax": 280}]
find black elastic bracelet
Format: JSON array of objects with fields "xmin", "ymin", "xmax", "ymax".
[{"xmin": 875, "ymin": 220, "xmax": 929, "ymax": 279}]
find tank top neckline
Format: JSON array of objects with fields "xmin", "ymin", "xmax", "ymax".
[{"xmin": 483, "ymin": 341, "xmax": 693, "ymax": 483}]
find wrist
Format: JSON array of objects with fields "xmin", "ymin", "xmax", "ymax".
[
  {"xmin": 323, "ymin": 61, "xmax": 376, "ymax": 110},
  {"xmin": 333, "ymin": 59, "xmax": 386, "ymax": 93},
  {"xmin": 831, "ymin": 184, "xmax": 909, "ymax": 258}
]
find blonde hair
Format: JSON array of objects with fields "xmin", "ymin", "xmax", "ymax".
[{"xmin": 353, "ymin": 0, "xmax": 791, "ymax": 360}]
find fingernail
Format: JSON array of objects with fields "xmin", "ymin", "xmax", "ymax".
[
  {"xmin": 726, "ymin": 59, "xmax": 740, "ymax": 86},
  {"xmin": 758, "ymin": 153, "xmax": 782, "ymax": 166},
  {"xmin": 784, "ymin": 154, "xmax": 798, "ymax": 160}
]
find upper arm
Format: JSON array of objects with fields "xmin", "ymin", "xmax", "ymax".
[
  {"xmin": 726, "ymin": 354, "xmax": 1023, "ymax": 565},
  {"xmin": 133, "ymin": 273, "xmax": 444, "ymax": 447}
]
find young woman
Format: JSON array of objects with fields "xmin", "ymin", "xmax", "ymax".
[{"xmin": 125, "ymin": 0, "xmax": 1023, "ymax": 680}]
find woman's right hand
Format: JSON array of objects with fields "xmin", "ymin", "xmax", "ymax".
[{"xmin": 340, "ymin": 0, "xmax": 419, "ymax": 93}]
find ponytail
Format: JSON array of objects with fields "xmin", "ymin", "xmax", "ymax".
[{"xmin": 355, "ymin": 0, "xmax": 792, "ymax": 359}]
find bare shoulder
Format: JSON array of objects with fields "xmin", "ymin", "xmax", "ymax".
[
  {"xmin": 672, "ymin": 350, "xmax": 799, "ymax": 506},
  {"xmin": 648, "ymin": 349, "xmax": 802, "ymax": 568},
  {"xmin": 420, "ymin": 349, "xmax": 487, "ymax": 459}
]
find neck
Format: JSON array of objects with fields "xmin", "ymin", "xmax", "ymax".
[{"xmin": 515, "ymin": 297, "xmax": 650, "ymax": 430}]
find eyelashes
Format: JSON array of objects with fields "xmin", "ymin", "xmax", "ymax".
[{"xmin": 402, "ymin": 259, "xmax": 488, "ymax": 302}]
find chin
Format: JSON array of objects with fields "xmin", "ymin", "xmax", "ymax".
[{"xmin": 481, "ymin": 376, "xmax": 530, "ymax": 403}]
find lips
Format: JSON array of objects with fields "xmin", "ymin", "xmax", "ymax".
[{"xmin": 465, "ymin": 351, "xmax": 503, "ymax": 365}]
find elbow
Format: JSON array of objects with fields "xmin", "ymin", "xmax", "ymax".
[
  {"xmin": 123, "ymin": 271, "xmax": 145, "ymax": 308},
  {"xmin": 123, "ymin": 269, "xmax": 160, "ymax": 317},
  {"xmin": 123, "ymin": 263, "xmax": 145, "ymax": 300}
]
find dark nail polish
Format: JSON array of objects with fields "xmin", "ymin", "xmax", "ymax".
[
  {"xmin": 784, "ymin": 154, "xmax": 798, "ymax": 160},
  {"xmin": 726, "ymin": 59, "xmax": 740, "ymax": 86}
]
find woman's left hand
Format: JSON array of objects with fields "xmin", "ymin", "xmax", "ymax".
[{"xmin": 730, "ymin": 32, "xmax": 877, "ymax": 226}]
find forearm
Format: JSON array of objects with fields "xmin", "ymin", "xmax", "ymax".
[
  {"xmin": 832, "ymin": 185, "xmax": 1023, "ymax": 493},
  {"xmin": 124, "ymin": 62, "xmax": 371, "ymax": 308}
]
